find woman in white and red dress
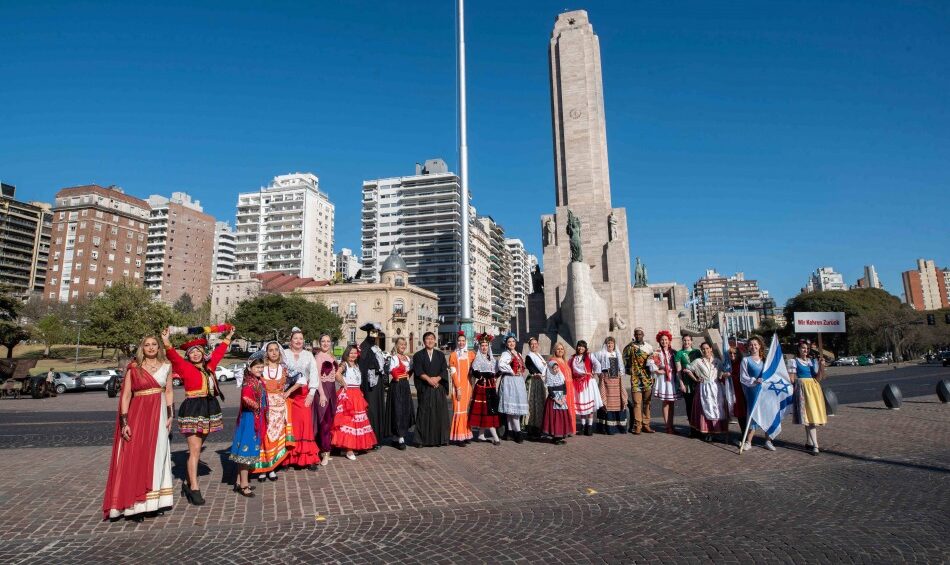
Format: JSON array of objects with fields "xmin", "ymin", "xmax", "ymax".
[
  {"xmin": 255, "ymin": 342, "xmax": 296, "ymax": 481},
  {"xmin": 103, "ymin": 336, "xmax": 174, "ymax": 521},
  {"xmin": 649, "ymin": 330, "xmax": 680, "ymax": 434},
  {"xmin": 570, "ymin": 340, "xmax": 603, "ymax": 437},
  {"xmin": 282, "ymin": 328, "xmax": 322, "ymax": 471},
  {"xmin": 332, "ymin": 345, "xmax": 377, "ymax": 459}
]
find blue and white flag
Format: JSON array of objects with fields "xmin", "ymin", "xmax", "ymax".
[
  {"xmin": 748, "ymin": 334, "xmax": 794, "ymax": 439},
  {"xmin": 721, "ymin": 331, "xmax": 732, "ymax": 374}
]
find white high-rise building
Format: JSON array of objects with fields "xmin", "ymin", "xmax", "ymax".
[
  {"xmin": 506, "ymin": 238, "xmax": 532, "ymax": 310},
  {"xmin": 334, "ymin": 248, "xmax": 362, "ymax": 281},
  {"xmin": 234, "ymin": 173, "xmax": 335, "ymax": 279},
  {"xmin": 805, "ymin": 266, "xmax": 847, "ymax": 292},
  {"xmin": 854, "ymin": 264, "xmax": 882, "ymax": 290},
  {"xmin": 362, "ymin": 159, "xmax": 472, "ymax": 341},
  {"xmin": 212, "ymin": 221, "xmax": 237, "ymax": 280}
]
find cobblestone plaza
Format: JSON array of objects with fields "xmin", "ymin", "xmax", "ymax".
[{"xmin": 0, "ymin": 383, "xmax": 947, "ymax": 563}]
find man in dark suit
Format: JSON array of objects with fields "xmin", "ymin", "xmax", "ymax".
[{"xmin": 411, "ymin": 331, "xmax": 450, "ymax": 447}]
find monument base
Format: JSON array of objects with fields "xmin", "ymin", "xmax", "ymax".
[{"xmin": 561, "ymin": 261, "xmax": 608, "ymax": 345}]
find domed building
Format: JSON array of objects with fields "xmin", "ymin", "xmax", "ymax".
[{"xmin": 293, "ymin": 251, "xmax": 439, "ymax": 350}]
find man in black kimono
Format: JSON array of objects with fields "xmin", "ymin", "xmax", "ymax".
[
  {"xmin": 358, "ymin": 322, "xmax": 387, "ymax": 450},
  {"xmin": 411, "ymin": 331, "xmax": 450, "ymax": 447}
]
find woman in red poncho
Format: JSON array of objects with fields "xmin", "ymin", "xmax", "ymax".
[
  {"xmin": 161, "ymin": 327, "xmax": 232, "ymax": 506},
  {"xmin": 102, "ymin": 335, "xmax": 174, "ymax": 521}
]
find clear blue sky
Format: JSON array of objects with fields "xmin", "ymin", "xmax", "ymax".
[{"xmin": 2, "ymin": 0, "xmax": 948, "ymax": 303}]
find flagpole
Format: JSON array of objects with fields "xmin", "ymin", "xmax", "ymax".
[{"xmin": 457, "ymin": 0, "xmax": 474, "ymax": 345}]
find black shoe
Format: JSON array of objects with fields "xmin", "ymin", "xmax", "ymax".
[
  {"xmin": 397, "ymin": 442, "xmax": 407, "ymax": 451},
  {"xmin": 514, "ymin": 431, "xmax": 524, "ymax": 444},
  {"xmin": 491, "ymin": 438, "xmax": 501, "ymax": 446},
  {"xmin": 584, "ymin": 424, "xmax": 593, "ymax": 436},
  {"xmin": 129, "ymin": 514, "xmax": 145, "ymax": 523},
  {"xmin": 267, "ymin": 472, "xmax": 278, "ymax": 482},
  {"xmin": 308, "ymin": 464, "xmax": 320, "ymax": 471},
  {"xmin": 181, "ymin": 481, "xmax": 193, "ymax": 504},
  {"xmin": 189, "ymin": 489, "xmax": 206, "ymax": 506}
]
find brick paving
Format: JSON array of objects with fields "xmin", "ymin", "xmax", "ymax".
[{"xmin": 0, "ymin": 393, "xmax": 947, "ymax": 563}]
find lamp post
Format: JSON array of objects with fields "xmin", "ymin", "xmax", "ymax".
[
  {"xmin": 457, "ymin": 0, "xmax": 474, "ymax": 346},
  {"xmin": 72, "ymin": 319, "xmax": 89, "ymax": 370}
]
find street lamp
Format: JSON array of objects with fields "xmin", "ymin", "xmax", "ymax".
[{"xmin": 72, "ymin": 319, "xmax": 89, "ymax": 370}]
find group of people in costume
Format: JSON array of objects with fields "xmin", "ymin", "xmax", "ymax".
[{"xmin": 102, "ymin": 323, "xmax": 829, "ymax": 522}]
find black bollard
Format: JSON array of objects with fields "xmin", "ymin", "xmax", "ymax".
[
  {"xmin": 883, "ymin": 384, "xmax": 902, "ymax": 409},
  {"xmin": 937, "ymin": 380, "xmax": 950, "ymax": 403},
  {"xmin": 823, "ymin": 388, "xmax": 838, "ymax": 416}
]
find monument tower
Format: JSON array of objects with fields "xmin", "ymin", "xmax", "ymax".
[{"xmin": 541, "ymin": 10, "xmax": 635, "ymax": 346}]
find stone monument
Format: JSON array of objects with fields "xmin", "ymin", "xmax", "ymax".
[{"xmin": 536, "ymin": 10, "xmax": 684, "ymax": 351}]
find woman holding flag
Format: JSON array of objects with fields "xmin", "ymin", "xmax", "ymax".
[
  {"xmin": 738, "ymin": 336, "xmax": 775, "ymax": 452},
  {"xmin": 788, "ymin": 340, "xmax": 828, "ymax": 455}
]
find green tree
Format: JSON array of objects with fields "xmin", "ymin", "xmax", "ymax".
[
  {"xmin": 173, "ymin": 293, "xmax": 195, "ymax": 315},
  {"xmin": 231, "ymin": 294, "xmax": 342, "ymax": 343},
  {"xmin": 84, "ymin": 279, "xmax": 180, "ymax": 357},
  {"xmin": 33, "ymin": 314, "xmax": 67, "ymax": 357},
  {"xmin": 0, "ymin": 286, "xmax": 29, "ymax": 358}
]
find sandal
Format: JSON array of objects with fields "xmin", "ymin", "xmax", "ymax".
[{"xmin": 235, "ymin": 485, "xmax": 255, "ymax": 498}]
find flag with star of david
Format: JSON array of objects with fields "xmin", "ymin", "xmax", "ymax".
[{"xmin": 748, "ymin": 333, "xmax": 794, "ymax": 439}]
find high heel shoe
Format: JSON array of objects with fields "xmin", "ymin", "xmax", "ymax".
[
  {"xmin": 189, "ymin": 489, "xmax": 206, "ymax": 506},
  {"xmin": 181, "ymin": 481, "xmax": 194, "ymax": 504}
]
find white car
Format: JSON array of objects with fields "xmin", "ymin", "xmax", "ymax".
[{"xmin": 215, "ymin": 366, "xmax": 235, "ymax": 382}]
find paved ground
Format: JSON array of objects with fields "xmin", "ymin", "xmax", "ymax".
[{"xmin": 0, "ymin": 366, "xmax": 947, "ymax": 563}]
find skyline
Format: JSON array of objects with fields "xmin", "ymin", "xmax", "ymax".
[{"xmin": 2, "ymin": 1, "xmax": 948, "ymax": 303}]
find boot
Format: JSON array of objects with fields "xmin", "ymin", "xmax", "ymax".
[
  {"xmin": 514, "ymin": 430, "xmax": 524, "ymax": 444},
  {"xmin": 584, "ymin": 424, "xmax": 593, "ymax": 436}
]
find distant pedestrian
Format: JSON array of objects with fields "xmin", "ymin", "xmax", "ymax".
[
  {"xmin": 739, "ymin": 335, "xmax": 775, "ymax": 451},
  {"xmin": 162, "ymin": 327, "xmax": 231, "ymax": 505},
  {"xmin": 103, "ymin": 335, "xmax": 173, "ymax": 521},
  {"xmin": 649, "ymin": 331, "xmax": 679, "ymax": 434},
  {"xmin": 412, "ymin": 332, "xmax": 450, "ymax": 447},
  {"xmin": 622, "ymin": 328, "xmax": 654, "ymax": 434},
  {"xmin": 570, "ymin": 340, "xmax": 603, "ymax": 436},
  {"xmin": 332, "ymin": 345, "xmax": 377, "ymax": 460},
  {"xmin": 595, "ymin": 337, "xmax": 628, "ymax": 435},
  {"xmin": 788, "ymin": 340, "xmax": 828, "ymax": 455},
  {"xmin": 469, "ymin": 334, "xmax": 501, "ymax": 445},
  {"xmin": 497, "ymin": 334, "xmax": 528, "ymax": 443}
]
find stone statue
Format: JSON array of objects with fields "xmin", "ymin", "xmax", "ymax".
[
  {"xmin": 543, "ymin": 217, "xmax": 555, "ymax": 247},
  {"xmin": 634, "ymin": 256, "xmax": 648, "ymax": 288},
  {"xmin": 566, "ymin": 209, "xmax": 583, "ymax": 263},
  {"xmin": 607, "ymin": 212, "xmax": 618, "ymax": 242},
  {"xmin": 531, "ymin": 264, "xmax": 544, "ymax": 293},
  {"xmin": 612, "ymin": 311, "xmax": 628, "ymax": 331}
]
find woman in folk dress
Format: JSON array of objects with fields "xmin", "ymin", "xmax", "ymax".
[
  {"xmin": 102, "ymin": 336, "xmax": 174, "ymax": 521},
  {"xmin": 385, "ymin": 337, "xmax": 414, "ymax": 450},
  {"xmin": 649, "ymin": 331, "xmax": 680, "ymax": 434},
  {"xmin": 683, "ymin": 342, "xmax": 734, "ymax": 442},
  {"xmin": 448, "ymin": 332, "xmax": 475, "ymax": 446},
  {"xmin": 788, "ymin": 340, "xmax": 828, "ymax": 455},
  {"xmin": 255, "ymin": 342, "xmax": 296, "ymax": 480},
  {"xmin": 469, "ymin": 334, "xmax": 501, "ymax": 445},
  {"xmin": 570, "ymin": 340, "xmax": 603, "ymax": 437},
  {"xmin": 497, "ymin": 335, "xmax": 529, "ymax": 444},
  {"xmin": 331, "ymin": 345, "xmax": 378, "ymax": 459},
  {"xmin": 524, "ymin": 337, "xmax": 548, "ymax": 440}
]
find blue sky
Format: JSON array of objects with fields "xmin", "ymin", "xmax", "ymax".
[{"xmin": 2, "ymin": 0, "xmax": 948, "ymax": 303}]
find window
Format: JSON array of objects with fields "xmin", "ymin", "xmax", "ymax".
[
  {"xmin": 348, "ymin": 302, "xmax": 357, "ymax": 316},
  {"xmin": 88, "ymin": 277, "xmax": 96, "ymax": 284},
  {"xmin": 135, "ymin": 259, "xmax": 141, "ymax": 268},
  {"xmin": 50, "ymin": 278, "xmax": 57, "ymax": 285},
  {"xmin": 108, "ymin": 253, "xmax": 115, "ymax": 261},
  {"xmin": 393, "ymin": 300, "xmax": 405, "ymax": 315},
  {"xmin": 89, "ymin": 264, "xmax": 97, "ymax": 272},
  {"xmin": 330, "ymin": 302, "xmax": 339, "ymax": 315},
  {"xmin": 124, "ymin": 257, "xmax": 130, "ymax": 265},
  {"xmin": 78, "ymin": 235, "xmax": 85, "ymax": 243},
  {"xmin": 94, "ymin": 222, "xmax": 102, "ymax": 231},
  {"xmin": 76, "ymin": 249, "xmax": 84, "ymax": 257},
  {"xmin": 349, "ymin": 328, "xmax": 357, "ymax": 344},
  {"xmin": 107, "ymin": 266, "xmax": 114, "ymax": 275}
]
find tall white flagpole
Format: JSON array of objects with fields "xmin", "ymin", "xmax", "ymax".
[{"xmin": 458, "ymin": 0, "xmax": 474, "ymax": 341}]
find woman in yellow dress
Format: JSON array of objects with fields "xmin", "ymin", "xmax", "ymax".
[{"xmin": 788, "ymin": 340, "xmax": 828, "ymax": 456}]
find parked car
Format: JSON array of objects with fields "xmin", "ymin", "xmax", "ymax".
[
  {"xmin": 51, "ymin": 371, "xmax": 80, "ymax": 394},
  {"xmin": 216, "ymin": 365, "xmax": 235, "ymax": 382},
  {"xmin": 76, "ymin": 369, "xmax": 121, "ymax": 391},
  {"xmin": 875, "ymin": 353, "xmax": 893, "ymax": 364},
  {"xmin": 940, "ymin": 351, "xmax": 950, "ymax": 367},
  {"xmin": 246, "ymin": 343, "xmax": 260, "ymax": 354},
  {"xmin": 832, "ymin": 356, "xmax": 859, "ymax": 367},
  {"xmin": 858, "ymin": 355, "xmax": 875, "ymax": 366}
]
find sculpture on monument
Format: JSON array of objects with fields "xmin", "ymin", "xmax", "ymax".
[
  {"xmin": 607, "ymin": 212, "xmax": 618, "ymax": 242},
  {"xmin": 543, "ymin": 217, "xmax": 556, "ymax": 247},
  {"xmin": 531, "ymin": 265, "xmax": 544, "ymax": 293},
  {"xmin": 566, "ymin": 209, "xmax": 583, "ymax": 263},
  {"xmin": 634, "ymin": 257, "xmax": 648, "ymax": 288}
]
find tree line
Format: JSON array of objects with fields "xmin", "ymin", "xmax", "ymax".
[{"xmin": 0, "ymin": 281, "xmax": 342, "ymax": 359}]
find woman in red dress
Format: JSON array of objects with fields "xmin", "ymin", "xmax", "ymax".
[
  {"xmin": 282, "ymin": 328, "xmax": 321, "ymax": 470},
  {"xmin": 102, "ymin": 336, "xmax": 174, "ymax": 521},
  {"xmin": 161, "ymin": 327, "xmax": 232, "ymax": 506},
  {"xmin": 331, "ymin": 345, "xmax": 377, "ymax": 459}
]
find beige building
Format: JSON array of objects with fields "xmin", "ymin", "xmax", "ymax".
[
  {"xmin": 210, "ymin": 271, "xmax": 263, "ymax": 324},
  {"xmin": 294, "ymin": 252, "xmax": 439, "ymax": 349},
  {"xmin": 46, "ymin": 185, "xmax": 151, "ymax": 303},
  {"xmin": 145, "ymin": 192, "xmax": 215, "ymax": 305},
  {"xmin": 0, "ymin": 183, "xmax": 52, "ymax": 298}
]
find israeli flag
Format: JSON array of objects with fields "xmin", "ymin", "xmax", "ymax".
[
  {"xmin": 748, "ymin": 334, "xmax": 794, "ymax": 439},
  {"xmin": 721, "ymin": 331, "xmax": 732, "ymax": 374}
]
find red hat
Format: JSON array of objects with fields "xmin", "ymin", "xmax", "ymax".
[
  {"xmin": 180, "ymin": 338, "xmax": 208, "ymax": 352},
  {"xmin": 655, "ymin": 330, "xmax": 673, "ymax": 343},
  {"xmin": 457, "ymin": 330, "xmax": 465, "ymax": 337}
]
